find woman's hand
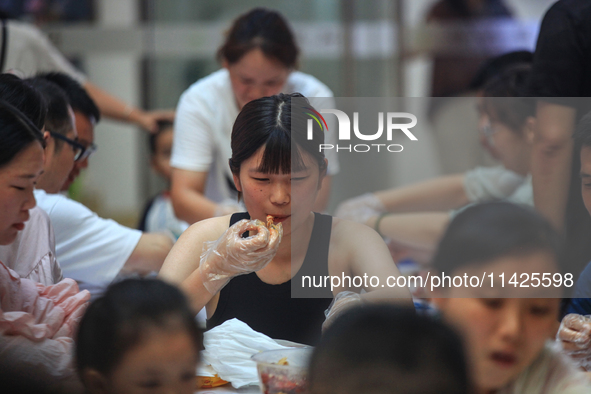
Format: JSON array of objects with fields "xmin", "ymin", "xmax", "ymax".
[
  {"xmin": 334, "ymin": 193, "xmax": 386, "ymax": 224},
  {"xmin": 322, "ymin": 291, "xmax": 362, "ymax": 332},
  {"xmin": 199, "ymin": 219, "xmax": 282, "ymax": 294},
  {"xmin": 558, "ymin": 313, "xmax": 591, "ymax": 370}
]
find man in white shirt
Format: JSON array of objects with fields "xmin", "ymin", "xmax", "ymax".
[{"xmin": 29, "ymin": 75, "xmax": 172, "ymax": 291}]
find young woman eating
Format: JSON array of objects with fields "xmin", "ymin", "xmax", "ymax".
[{"xmin": 160, "ymin": 93, "xmax": 412, "ymax": 345}]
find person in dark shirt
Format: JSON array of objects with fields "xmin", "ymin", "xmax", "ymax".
[{"xmin": 529, "ymin": 0, "xmax": 591, "ymax": 280}]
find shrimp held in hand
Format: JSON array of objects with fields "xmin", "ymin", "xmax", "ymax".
[{"xmin": 198, "ymin": 217, "xmax": 283, "ymax": 294}]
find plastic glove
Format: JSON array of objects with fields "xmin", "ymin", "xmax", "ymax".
[
  {"xmin": 199, "ymin": 219, "xmax": 282, "ymax": 294},
  {"xmin": 334, "ymin": 193, "xmax": 386, "ymax": 223},
  {"xmin": 214, "ymin": 199, "xmax": 244, "ymax": 217},
  {"xmin": 322, "ymin": 291, "xmax": 362, "ymax": 332},
  {"xmin": 557, "ymin": 313, "xmax": 591, "ymax": 370}
]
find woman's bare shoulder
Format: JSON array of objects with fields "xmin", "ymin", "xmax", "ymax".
[
  {"xmin": 180, "ymin": 215, "xmax": 233, "ymax": 243},
  {"xmin": 330, "ymin": 216, "xmax": 382, "ymax": 245}
]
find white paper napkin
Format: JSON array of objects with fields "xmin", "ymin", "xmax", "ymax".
[{"xmin": 201, "ymin": 318, "xmax": 291, "ymax": 388}]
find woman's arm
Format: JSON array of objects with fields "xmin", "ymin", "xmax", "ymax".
[
  {"xmin": 367, "ymin": 212, "xmax": 450, "ymax": 257},
  {"xmin": 532, "ymin": 101, "xmax": 577, "ymax": 230},
  {"xmin": 323, "ymin": 220, "xmax": 413, "ymax": 329},
  {"xmin": 83, "ymin": 82, "xmax": 174, "ymax": 133},
  {"xmin": 158, "ymin": 215, "xmax": 281, "ymax": 313},
  {"xmin": 330, "ymin": 220, "xmax": 413, "ymax": 304},
  {"xmin": 158, "ymin": 216, "xmax": 230, "ymax": 312},
  {"xmin": 335, "ymin": 174, "xmax": 467, "ymax": 224},
  {"xmin": 375, "ymin": 174, "xmax": 468, "ymax": 213},
  {"xmin": 170, "ymin": 169, "xmax": 218, "ymax": 224}
]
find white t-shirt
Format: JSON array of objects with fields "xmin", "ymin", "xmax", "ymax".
[
  {"xmin": 450, "ymin": 166, "xmax": 532, "ymax": 218},
  {"xmin": 0, "ymin": 206, "xmax": 62, "ymax": 285},
  {"xmin": 143, "ymin": 192, "xmax": 189, "ymax": 240},
  {"xmin": 34, "ymin": 189, "xmax": 142, "ymax": 286},
  {"xmin": 171, "ymin": 69, "xmax": 340, "ymax": 203},
  {"xmin": 3, "ymin": 20, "xmax": 86, "ymax": 83}
]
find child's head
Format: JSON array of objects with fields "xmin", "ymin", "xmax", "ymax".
[
  {"xmin": 76, "ymin": 278, "xmax": 201, "ymax": 394},
  {"xmin": 149, "ymin": 120, "xmax": 174, "ymax": 181},
  {"xmin": 228, "ymin": 93, "xmax": 327, "ymax": 234},
  {"xmin": 431, "ymin": 202, "xmax": 562, "ymax": 392},
  {"xmin": 308, "ymin": 305, "xmax": 469, "ymax": 394},
  {"xmin": 477, "ymin": 65, "xmax": 535, "ymax": 175}
]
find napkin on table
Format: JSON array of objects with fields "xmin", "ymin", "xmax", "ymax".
[{"xmin": 201, "ymin": 318, "xmax": 291, "ymax": 388}]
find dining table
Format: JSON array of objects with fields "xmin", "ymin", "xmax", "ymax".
[{"xmin": 197, "ymin": 384, "xmax": 260, "ymax": 393}]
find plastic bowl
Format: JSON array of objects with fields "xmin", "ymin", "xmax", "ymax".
[{"xmin": 251, "ymin": 347, "xmax": 313, "ymax": 394}]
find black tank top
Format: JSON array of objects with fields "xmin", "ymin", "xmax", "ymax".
[{"xmin": 206, "ymin": 212, "xmax": 333, "ymax": 345}]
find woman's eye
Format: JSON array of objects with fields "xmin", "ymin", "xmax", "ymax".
[
  {"xmin": 291, "ymin": 177, "xmax": 308, "ymax": 181},
  {"xmin": 12, "ymin": 186, "xmax": 25, "ymax": 191},
  {"xmin": 482, "ymin": 298, "xmax": 503, "ymax": 309},
  {"xmin": 529, "ymin": 305, "xmax": 551, "ymax": 316},
  {"xmin": 253, "ymin": 177, "xmax": 269, "ymax": 182},
  {"xmin": 138, "ymin": 380, "xmax": 161, "ymax": 388}
]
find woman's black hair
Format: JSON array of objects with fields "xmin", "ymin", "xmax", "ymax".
[
  {"xmin": 229, "ymin": 92, "xmax": 326, "ymax": 178},
  {"xmin": 0, "ymin": 100, "xmax": 45, "ymax": 169},
  {"xmin": 432, "ymin": 202, "xmax": 562, "ymax": 275},
  {"xmin": 468, "ymin": 50, "xmax": 533, "ymax": 91},
  {"xmin": 482, "ymin": 64, "xmax": 535, "ymax": 134},
  {"xmin": 308, "ymin": 305, "xmax": 469, "ymax": 394},
  {"xmin": 217, "ymin": 8, "xmax": 298, "ymax": 69},
  {"xmin": 0, "ymin": 73, "xmax": 47, "ymax": 130},
  {"xmin": 75, "ymin": 278, "xmax": 202, "ymax": 377}
]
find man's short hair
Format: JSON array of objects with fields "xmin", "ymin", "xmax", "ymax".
[
  {"xmin": 36, "ymin": 72, "xmax": 100, "ymax": 123},
  {"xmin": 26, "ymin": 77, "xmax": 73, "ymax": 151}
]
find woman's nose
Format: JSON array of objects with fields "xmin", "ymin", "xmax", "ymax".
[
  {"xmin": 270, "ymin": 183, "xmax": 290, "ymax": 205},
  {"xmin": 498, "ymin": 304, "xmax": 523, "ymax": 343},
  {"xmin": 23, "ymin": 189, "xmax": 37, "ymax": 211}
]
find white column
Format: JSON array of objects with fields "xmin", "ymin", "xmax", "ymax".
[{"xmin": 81, "ymin": 0, "xmax": 144, "ymax": 225}]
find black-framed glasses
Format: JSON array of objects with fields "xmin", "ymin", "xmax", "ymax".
[
  {"xmin": 49, "ymin": 131, "xmax": 87, "ymax": 162},
  {"xmin": 77, "ymin": 142, "xmax": 97, "ymax": 162}
]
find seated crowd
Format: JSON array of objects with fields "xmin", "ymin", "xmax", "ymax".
[{"xmin": 2, "ymin": 6, "xmax": 591, "ymax": 394}]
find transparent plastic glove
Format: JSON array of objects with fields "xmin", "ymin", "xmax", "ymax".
[
  {"xmin": 557, "ymin": 313, "xmax": 591, "ymax": 370},
  {"xmin": 199, "ymin": 219, "xmax": 282, "ymax": 294},
  {"xmin": 214, "ymin": 199, "xmax": 244, "ymax": 217},
  {"xmin": 334, "ymin": 193, "xmax": 386, "ymax": 223},
  {"xmin": 322, "ymin": 291, "xmax": 362, "ymax": 332}
]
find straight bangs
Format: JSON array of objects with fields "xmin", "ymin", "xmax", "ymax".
[{"xmin": 255, "ymin": 125, "xmax": 306, "ymax": 174}]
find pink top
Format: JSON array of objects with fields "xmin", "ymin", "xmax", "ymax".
[{"xmin": 0, "ymin": 260, "xmax": 90, "ymax": 390}]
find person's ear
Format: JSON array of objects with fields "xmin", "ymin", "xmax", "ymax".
[
  {"xmin": 232, "ymin": 172, "xmax": 242, "ymax": 193},
  {"xmin": 43, "ymin": 131, "xmax": 51, "ymax": 152},
  {"xmin": 524, "ymin": 116, "xmax": 536, "ymax": 144},
  {"xmin": 82, "ymin": 369, "xmax": 109, "ymax": 394}
]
